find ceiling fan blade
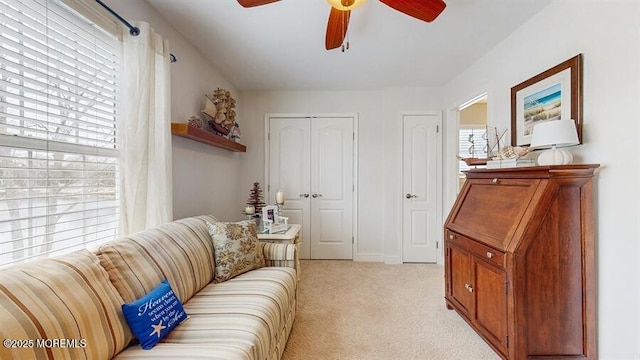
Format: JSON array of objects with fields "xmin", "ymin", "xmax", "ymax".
[
  {"xmin": 237, "ymin": 0, "xmax": 280, "ymax": 8},
  {"xmin": 325, "ymin": 8, "xmax": 351, "ymax": 50},
  {"xmin": 379, "ymin": 0, "xmax": 446, "ymax": 22}
]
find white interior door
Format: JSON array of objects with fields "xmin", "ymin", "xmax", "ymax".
[
  {"xmin": 402, "ymin": 113, "xmax": 441, "ymax": 263},
  {"xmin": 268, "ymin": 115, "xmax": 354, "ymax": 260},
  {"xmin": 269, "ymin": 118, "xmax": 311, "ymax": 259},
  {"xmin": 310, "ymin": 117, "xmax": 353, "ymax": 259}
]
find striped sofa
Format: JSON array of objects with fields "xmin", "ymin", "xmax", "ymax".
[{"xmin": 0, "ymin": 215, "xmax": 298, "ymax": 360}]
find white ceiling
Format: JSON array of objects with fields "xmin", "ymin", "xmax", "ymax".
[{"xmin": 145, "ymin": 0, "xmax": 551, "ymax": 91}]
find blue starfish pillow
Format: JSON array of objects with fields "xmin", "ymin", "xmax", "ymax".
[{"xmin": 122, "ymin": 280, "xmax": 188, "ymax": 349}]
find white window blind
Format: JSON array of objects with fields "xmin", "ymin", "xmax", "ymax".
[{"xmin": 0, "ymin": 0, "xmax": 120, "ymax": 267}]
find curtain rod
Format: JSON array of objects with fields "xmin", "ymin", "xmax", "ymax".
[
  {"xmin": 94, "ymin": 0, "xmax": 177, "ymax": 63},
  {"xmin": 95, "ymin": 0, "xmax": 139, "ymax": 36}
]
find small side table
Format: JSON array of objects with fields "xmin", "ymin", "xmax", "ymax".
[
  {"xmin": 257, "ymin": 224, "xmax": 301, "ymax": 280},
  {"xmin": 257, "ymin": 224, "xmax": 301, "ymax": 244}
]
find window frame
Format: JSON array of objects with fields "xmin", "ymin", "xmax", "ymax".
[{"xmin": 0, "ymin": 0, "xmax": 122, "ymax": 267}]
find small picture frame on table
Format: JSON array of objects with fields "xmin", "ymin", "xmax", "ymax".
[{"xmin": 262, "ymin": 205, "xmax": 288, "ymax": 234}]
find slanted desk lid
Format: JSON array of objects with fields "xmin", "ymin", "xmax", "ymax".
[{"xmin": 446, "ymin": 178, "xmax": 540, "ymax": 251}]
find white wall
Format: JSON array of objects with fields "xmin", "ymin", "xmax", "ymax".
[
  {"xmin": 459, "ymin": 103, "xmax": 486, "ymax": 126},
  {"xmin": 105, "ymin": 0, "xmax": 246, "ymax": 221},
  {"xmin": 442, "ymin": 0, "xmax": 640, "ymax": 358},
  {"xmin": 240, "ymin": 88, "xmax": 442, "ymax": 261}
]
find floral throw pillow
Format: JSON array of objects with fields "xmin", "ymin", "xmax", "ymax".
[{"xmin": 207, "ymin": 220, "xmax": 265, "ymax": 283}]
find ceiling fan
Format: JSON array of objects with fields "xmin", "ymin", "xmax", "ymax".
[{"xmin": 237, "ymin": 0, "xmax": 446, "ymax": 51}]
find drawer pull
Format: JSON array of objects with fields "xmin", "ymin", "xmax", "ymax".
[
  {"xmin": 449, "ymin": 234, "xmax": 455, "ymax": 240},
  {"xmin": 465, "ymin": 284, "xmax": 473, "ymax": 293},
  {"xmin": 486, "ymin": 252, "xmax": 494, "ymax": 259},
  {"xmin": 492, "ymin": 178, "xmax": 499, "ymax": 184}
]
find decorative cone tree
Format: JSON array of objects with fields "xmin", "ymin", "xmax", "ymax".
[{"xmin": 246, "ymin": 182, "xmax": 266, "ymax": 215}]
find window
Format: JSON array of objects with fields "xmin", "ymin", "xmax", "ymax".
[
  {"xmin": 0, "ymin": 0, "xmax": 120, "ymax": 266},
  {"xmin": 458, "ymin": 126, "xmax": 488, "ymax": 173}
]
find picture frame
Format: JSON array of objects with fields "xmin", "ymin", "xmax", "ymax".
[
  {"xmin": 262, "ymin": 205, "xmax": 288, "ymax": 234},
  {"xmin": 262, "ymin": 205, "xmax": 276, "ymax": 222},
  {"xmin": 510, "ymin": 54, "xmax": 583, "ymax": 146}
]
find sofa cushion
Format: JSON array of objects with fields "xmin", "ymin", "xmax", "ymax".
[
  {"xmin": 161, "ymin": 267, "xmax": 297, "ymax": 360},
  {"xmin": 96, "ymin": 215, "xmax": 217, "ymax": 304},
  {"xmin": 207, "ymin": 220, "xmax": 265, "ymax": 283},
  {"xmin": 113, "ymin": 343, "xmax": 254, "ymax": 360},
  {"xmin": 0, "ymin": 249, "xmax": 132, "ymax": 360},
  {"xmin": 122, "ymin": 280, "xmax": 188, "ymax": 350}
]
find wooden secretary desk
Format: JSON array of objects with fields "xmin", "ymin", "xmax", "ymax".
[{"xmin": 444, "ymin": 165, "xmax": 599, "ymax": 360}]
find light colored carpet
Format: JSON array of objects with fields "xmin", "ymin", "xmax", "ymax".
[{"xmin": 282, "ymin": 260, "xmax": 500, "ymax": 360}]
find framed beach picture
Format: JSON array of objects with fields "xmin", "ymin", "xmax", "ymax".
[{"xmin": 510, "ymin": 54, "xmax": 583, "ymax": 146}]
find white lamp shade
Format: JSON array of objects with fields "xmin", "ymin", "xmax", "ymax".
[{"xmin": 530, "ymin": 119, "xmax": 579, "ymax": 149}]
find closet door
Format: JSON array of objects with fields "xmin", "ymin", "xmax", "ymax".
[
  {"xmin": 310, "ymin": 117, "xmax": 353, "ymax": 259},
  {"xmin": 268, "ymin": 115, "xmax": 354, "ymax": 260},
  {"xmin": 269, "ymin": 118, "xmax": 311, "ymax": 258}
]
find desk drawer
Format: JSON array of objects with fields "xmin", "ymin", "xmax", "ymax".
[{"xmin": 446, "ymin": 230, "xmax": 504, "ymax": 268}]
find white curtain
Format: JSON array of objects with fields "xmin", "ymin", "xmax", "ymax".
[{"xmin": 119, "ymin": 22, "xmax": 173, "ymax": 235}]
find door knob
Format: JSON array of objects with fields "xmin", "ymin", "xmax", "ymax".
[
  {"xmin": 299, "ymin": 193, "xmax": 310, "ymax": 198},
  {"xmin": 312, "ymin": 193, "xmax": 323, "ymax": 198},
  {"xmin": 405, "ymin": 193, "xmax": 418, "ymax": 199}
]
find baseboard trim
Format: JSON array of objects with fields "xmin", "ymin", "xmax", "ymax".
[
  {"xmin": 384, "ymin": 256, "xmax": 402, "ymax": 264},
  {"xmin": 353, "ymin": 254, "xmax": 384, "ymax": 262}
]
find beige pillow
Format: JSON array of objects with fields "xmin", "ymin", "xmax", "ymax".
[{"xmin": 207, "ymin": 220, "xmax": 265, "ymax": 282}]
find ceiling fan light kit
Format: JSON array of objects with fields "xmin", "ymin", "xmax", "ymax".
[
  {"xmin": 326, "ymin": 0, "xmax": 367, "ymax": 11},
  {"xmin": 237, "ymin": 0, "xmax": 446, "ymax": 51}
]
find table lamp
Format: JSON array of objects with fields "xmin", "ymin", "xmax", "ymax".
[{"xmin": 529, "ymin": 119, "xmax": 580, "ymax": 165}]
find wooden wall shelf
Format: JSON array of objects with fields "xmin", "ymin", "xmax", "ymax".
[{"xmin": 171, "ymin": 123, "xmax": 246, "ymax": 153}]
